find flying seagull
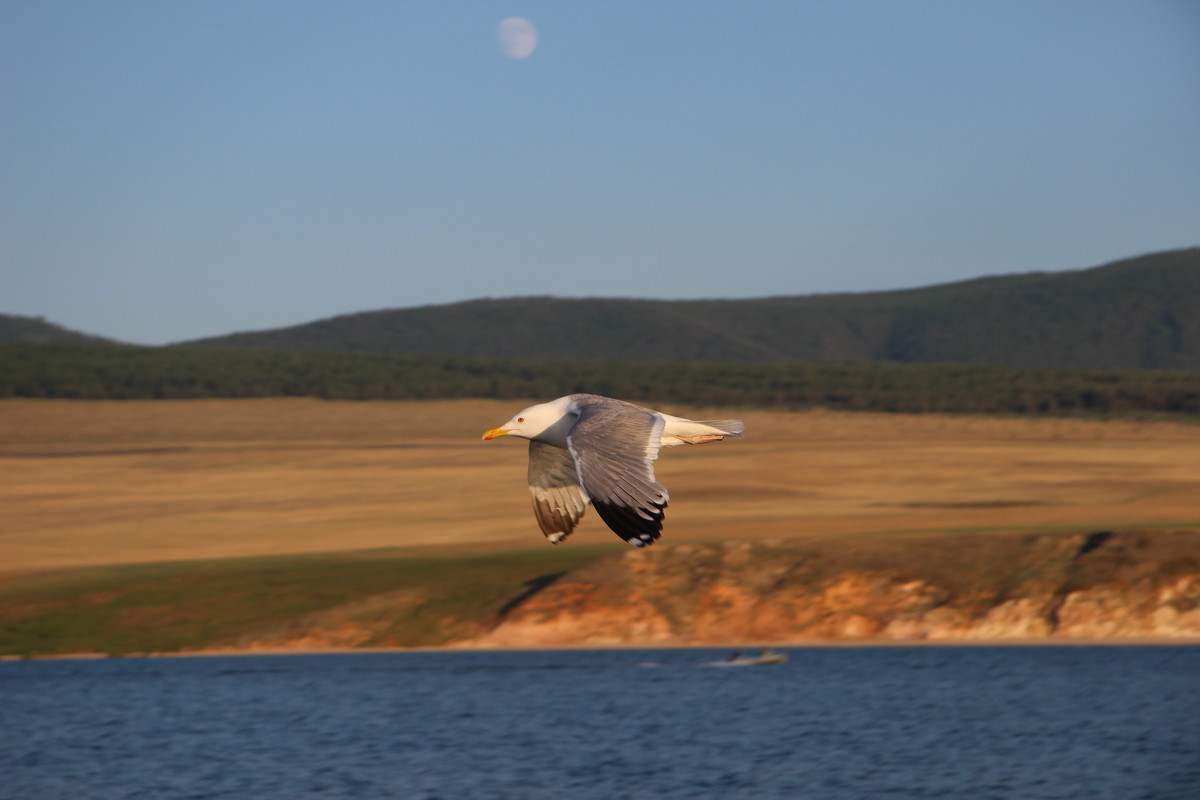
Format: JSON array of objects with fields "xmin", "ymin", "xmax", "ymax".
[{"xmin": 482, "ymin": 394, "xmax": 744, "ymax": 546}]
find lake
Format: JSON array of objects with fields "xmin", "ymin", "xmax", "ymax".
[{"xmin": 2, "ymin": 647, "xmax": 1197, "ymax": 799}]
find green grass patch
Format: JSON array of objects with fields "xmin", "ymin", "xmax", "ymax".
[{"xmin": 0, "ymin": 546, "xmax": 615, "ymax": 657}]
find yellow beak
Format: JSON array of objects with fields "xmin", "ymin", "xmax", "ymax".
[{"xmin": 482, "ymin": 427, "xmax": 512, "ymax": 441}]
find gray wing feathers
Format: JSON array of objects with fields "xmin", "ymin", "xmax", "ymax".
[
  {"xmin": 566, "ymin": 397, "xmax": 669, "ymax": 546},
  {"xmin": 527, "ymin": 441, "xmax": 588, "ymax": 543}
]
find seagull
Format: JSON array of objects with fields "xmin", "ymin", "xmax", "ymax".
[{"xmin": 482, "ymin": 394, "xmax": 744, "ymax": 546}]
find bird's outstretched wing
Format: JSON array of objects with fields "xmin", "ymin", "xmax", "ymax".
[
  {"xmin": 566, "ymin": 396, "xmax": 669, "ymax": 546},
  {"xmin": 527, "ymin": 440, "xmax": 589, "ymax": 544}
]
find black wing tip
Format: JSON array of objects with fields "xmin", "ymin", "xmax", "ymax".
[
  {"xmin": 627, "ymin": 531, "xmax": 660, "ymax": 548},
  {"xmin": 592, "ymin": 499, "xmax": 667, "ymax": 547}
]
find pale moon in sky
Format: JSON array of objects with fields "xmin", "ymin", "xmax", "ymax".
[{"xmin": 497, "ymin": 17, "xmax": 537, "ymax": 60}]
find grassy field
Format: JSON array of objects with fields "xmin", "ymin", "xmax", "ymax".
[
  {"xmin": 0, "ymin": 546, "xmax": 612, "ymax": 656},
  {"xmin": 3, "ymin": 398, "xmax": 1199, "ymax": 573},
  {"xmin": 3, "ymin": 398, "xmax": 1199, "ymax": 655}
]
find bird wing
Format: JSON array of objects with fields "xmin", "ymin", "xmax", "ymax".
[
  {"xmin": 565, "ymin": 396, "xmax": 669, "ymax": 546},
  {"xmin": 527, "ymin": 440, "xmax": 589, "ymax": 544}
]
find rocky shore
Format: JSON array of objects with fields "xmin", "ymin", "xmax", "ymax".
[
  {"xmin": 12, "ymin": 528, "xmax": 1195, "ymax": 658},
  {"xmin": 457, "ymin": 529, "xmax": 1200, "ymax": 648}
]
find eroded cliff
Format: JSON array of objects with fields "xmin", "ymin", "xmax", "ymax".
[{"xmin": 459, "ymin": 530, "xmax": 1200, "ymax": 647}]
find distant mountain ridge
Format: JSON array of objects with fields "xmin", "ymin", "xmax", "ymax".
[
  {"xmin": 0, "ymin": 314, "xmax": 117, "ymax": 346},
  {"xmin": 179, "ymin": 249, "xmax": 1200, "ymax": 369},
  {"xmin": 4, "ymin": 249, "xmax": 1197, "ymax": 368}
]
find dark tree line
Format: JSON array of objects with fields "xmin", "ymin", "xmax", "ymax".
[{"xmin": 2, "ymin": 343, "xmax": 1198, "ymax": 417}]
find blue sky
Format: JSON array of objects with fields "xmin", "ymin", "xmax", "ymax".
[{"xmin": 3, "ymin": 1, "xmax": 1198, "ymax": 345}]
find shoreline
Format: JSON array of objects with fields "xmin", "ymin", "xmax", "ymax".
[{"xmin": 7, "ymin": 637, "xmax": 1200, "ymax": 662}]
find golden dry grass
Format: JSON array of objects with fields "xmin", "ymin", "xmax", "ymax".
[{"xmin": 3, "ymin": 398, "xmax": 1199, "ymax": 573}]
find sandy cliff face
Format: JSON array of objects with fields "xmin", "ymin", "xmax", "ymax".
[{"xmin": 459, "ymin": 530, "xmax": 1200, "ymax": 647}]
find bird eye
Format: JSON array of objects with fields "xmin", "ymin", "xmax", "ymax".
[{"xmin": 517, "ymin": 417, "xmax": 525, "ymax": 423}]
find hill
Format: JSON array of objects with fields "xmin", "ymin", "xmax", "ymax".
[
  {"xmin": 0, "ymin": 314, "xmax": 117, "ymax": 345},
  {"xmin": 180, "ymin": 248, "xmax": 1200, "ymax": 369}
]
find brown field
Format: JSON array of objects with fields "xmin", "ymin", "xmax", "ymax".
[{"xmin": 2, "ymin": 398, "xmax": 1199, "ymax": 573}]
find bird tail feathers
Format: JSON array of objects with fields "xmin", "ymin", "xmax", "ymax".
[
  {"xmin": 662, "ymin": 417, "xmax": 745, "ymax": 445},
  {"xmin": 693, "ymin": 419, "xmax": 744, "ymax": 437}
]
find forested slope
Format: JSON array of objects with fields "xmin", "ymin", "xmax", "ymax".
[
  {"xmin": 3, "ymin": 343, "xmax": 1197, "ymax": 416},
  {"xmin": 180, "ymin": 249, "xmax": 1200, "ymax": 369}
]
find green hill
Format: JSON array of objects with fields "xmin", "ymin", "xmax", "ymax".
[
  {"xmin": 180, "ymin": 248, "xmax": 1200, "ymax": 369},
  {"xmin": 0, "ymin": 314, "xmax": 117, "ymax": 345}
]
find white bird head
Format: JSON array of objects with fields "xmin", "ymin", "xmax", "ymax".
[{"xmin": 482, "ymin": 398, "xmax": 571, "ymax": 442}]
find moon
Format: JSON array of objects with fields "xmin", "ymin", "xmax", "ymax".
[{"xmin": 497, "ymin": 17, "xmax": 537, "ymax": 60}]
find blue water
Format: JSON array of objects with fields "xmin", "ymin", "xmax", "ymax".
[{"xmin": 2, "ymin": 647, "xmax": 1197, "ymax": 800}]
